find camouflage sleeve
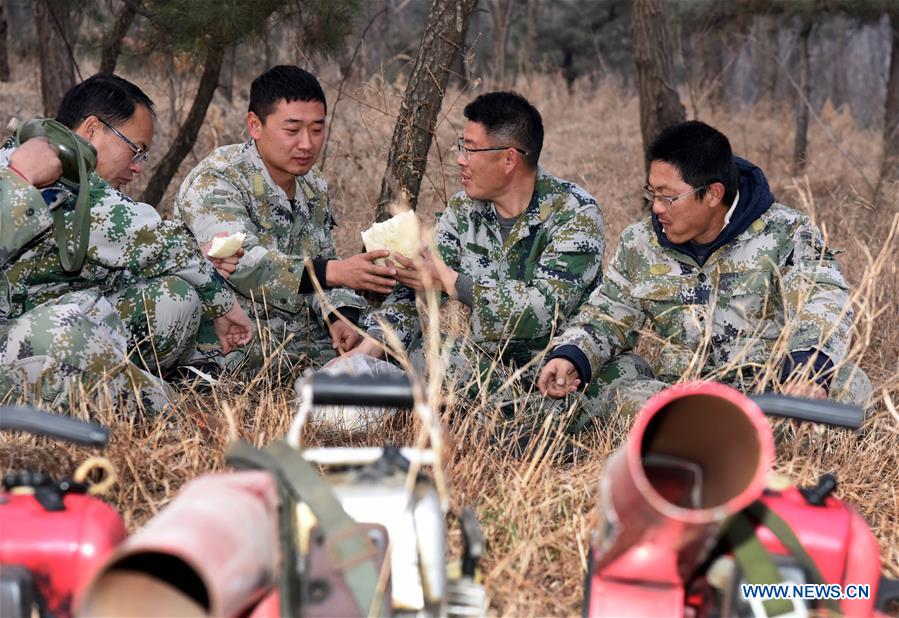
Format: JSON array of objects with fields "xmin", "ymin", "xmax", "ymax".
[
  {"xmin": 306, "ymin": 191, "xmax": 366, "ymax": 319},
  {"xmin": 0, "ymin": 168, "xmax": 53, "ymax": 267},
  {"xmin": 779, "ymin": 217, "xmax": 851, "ymax": 362},
  {"xmin": 176, "ymin": 169, "xmax": 363, "ymax": 319},
  {"xmin": 551, "ymin": 234, "xmax": 645, "ymax": 376},
  {"xmin": 84, "ymin": 180, "xmax": 234, "ymax": 320},
  {"xmin": 465, "ymin": 199, "xmax": 605, "ymax": 342}
]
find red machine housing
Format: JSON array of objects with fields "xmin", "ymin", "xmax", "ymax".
[
  {"xmin": 584, "ymin": 381, "xmax": 886, "ymax": 617},
  {"xmin": 748, "ymin": 485, "xmax": 883, "ymax": 617},
  {"xmin": 0, "ymin": 491, "xmax": 126, "ymax": 617}
]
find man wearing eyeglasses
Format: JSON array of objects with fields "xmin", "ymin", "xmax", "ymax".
[
  {"xmin": 539, "ymin": 121, "xmax": 872, "ymax": 420},
  {"xmin": 0, "ymin": 73, "xmax": 252, "ymax": 412},
  {"xmin": 355, "ymin": 91, "xmax": 605, "ymax": 421}
]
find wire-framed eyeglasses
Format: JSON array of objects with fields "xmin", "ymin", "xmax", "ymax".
[
  {"xmin": 98, "ymin": 118, "xmax": 150, "ymax": 165},
  {"xmin": 642, "ymin": 184, "xmax": 707, "ymax": 208},
  {"xmin": 456, "ymin": 136, "xmax": 528, "ymax": 161}
]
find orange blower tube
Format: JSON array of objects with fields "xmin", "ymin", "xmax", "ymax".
[
  {"xmin": 77, "ymin": 471, "xmax": 280, "ymax": 618},
  {"xmin": 587, "ymin": 382, "xmax": 775, "ymax": 618}
]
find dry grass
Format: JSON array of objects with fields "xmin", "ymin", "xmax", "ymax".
[{"xmin": 2, "ymin": 67, "xmax": 898, "ymax": 616}]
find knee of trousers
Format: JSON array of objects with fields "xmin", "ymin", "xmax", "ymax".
[
  {"xmin": 119, "ymin": 277, "xmax": 202, "ymax": 346},
  {"xmin": 1, "ymin": 300, "xmax": 127, "ymax": 384},
  {"xmin": 830, "ymin": 362, "xmax": 874, "ymax": 410},
  {"xmin": 139, "ymin": 276, "xmax": 202, "ymax": 331}
]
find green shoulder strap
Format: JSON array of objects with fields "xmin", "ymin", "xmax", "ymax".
[
  {"xmin": 745, "ymin": 501, "xmax": 842, "ymax": 615},
  {"xmin": 726, "ymin": 500, "xmax": 842, "ymax": 617},
  {"xmin": 16, "ymin": 118, "xmax": 94, "ymax": 273},
  {"xmin": 227, "ymin": 440, "xmax": 383, "ymax": 617},
  {"xmin": 726, "ymin": 512, "xmax": 795, "ymax": 617}
]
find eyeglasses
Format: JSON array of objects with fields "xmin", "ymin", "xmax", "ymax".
[
  {"xmin": 98, "ymin": 118, "xmax": 150, "ymax": 165},
  {"xmin": 456, "ymin": 137, "xmax": 528, "ymax": 161},
  {"xmin": 642, "ymin": 184, "xmax": 707, "ymax": 208}
]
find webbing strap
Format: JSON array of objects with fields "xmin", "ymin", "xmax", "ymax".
[
  {"xmin": 726, "ymin": 513, "xmax": 795, "ymax": 617},
  {"xmin": 725, "ymin": 501, "xmax": 843, "ymax": 617},
  {"xmin": 48, "ymin": 120, "xmax": 91, "ymax": 273},
  {"xmin": 227, "ymin": 441, "xmax": 381, "ymax": 617},
  {"xmin": 745, "ymin": 501, "xmax": 842, "ymax": 616}
]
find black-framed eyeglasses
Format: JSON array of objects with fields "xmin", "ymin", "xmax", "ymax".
[
  {"xmin": 642, "ymin": 184, "xmax": 707, "ymax": 209},
  {"xmin": 97, "ymin": 117, "xmax": 150, "ymax": 165},
  {"xmin": 456, "ymin": 137, "xmax": 528, "ymax": 161}
]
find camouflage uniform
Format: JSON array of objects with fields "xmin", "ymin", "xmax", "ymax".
[
  {"xmin": 174, "ymin": 141, "xmax": 366, "ymax": 372},
  {"xmin": 0, "ymin": 168, "xmax": 173, "ymax": 411},
  {"xmin": 364, "ymin": 168, "xmax": 604, "ymax": 418},
  {"xmin": 551, "ymin": 203, "xmax": 872, "ymax": 422}
]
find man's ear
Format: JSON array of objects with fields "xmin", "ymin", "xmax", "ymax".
[
  {"xmin": 74, "ymin": 115, "xmax": 100, "ymax": 141},
  {"xmin": 708, "ymin": 181, "xmax": 726, "ymax": 208},
  {"xmin": 505, "ymin": 149, "xmax": 519, "ymax": 174},
  {"xmin": 247, "ymin": 112, "xmax": 263, "ymax": 140}
]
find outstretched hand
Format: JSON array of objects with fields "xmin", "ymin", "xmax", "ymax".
[
  {"xmin": 392, "ymin": 247, "xmax": 457, "ymax": 294},
  {"xmin": 329, "ymin": 319, "xmax": 362, "ymax": 354},
  {"xmin": 343, "ymin": 336, "xmax": 386, "ymax": 360},
  {"xmin": 537, "ymin": 358, "xmax": 581, "ymax": 399},
  {"xmin": 202, "ymin": 232, "xmax": 245, "ymax": 279},
  {"xmin": 326, "ymin": 250, "xmax": 397, "ymax": 294},
  {"xmin": 212, "ymin": 301, "xmax": 254, "ymax": 354}
]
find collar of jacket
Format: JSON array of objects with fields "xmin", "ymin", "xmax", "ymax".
[
  {"xmin": 651, "ymin": 156, "xmax": 775, "ymax": 267},
  {"xmin": 470, "ymin": 166, "xmax": 558, "ymax": 248}
]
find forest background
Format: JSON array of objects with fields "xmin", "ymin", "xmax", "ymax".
[{"xmin": 0, "ymin": 0, "xmax": 898, "ymax": 615}]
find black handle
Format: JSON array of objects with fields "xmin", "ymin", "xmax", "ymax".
[
  {"xmin": 460, "ymin": 507, "xmax": 485, "ymax": 578},
  {"xmin": 306, "ymin": 373, "xmax": 415, "ymax": 409},
  {"xmin": 876, "ymin": 576, "xmax": 899, "ymax": 613},
  {"xmin": 0, "ymin": 406, "xmax": 109, "ymax": 447},
  {"xmin": 750, "ymin": 393, "xmax": 864, "ymax": 430}
]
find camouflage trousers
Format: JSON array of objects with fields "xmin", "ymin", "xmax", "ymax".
[
  {"xmin": 0, "ymin": 290, "xmax": 173, "ymax": 412},
  {"xmin": 190, "ymin": 298, "xmax": 337, "ymax": 375},
  {"xmin": 108, "ymin": 275, "xmax": 202, "ymax": 373},
  {"xmin": 568, "ymin": 352, "xmax": 874, "ymax": 421},
  {"xmin": 408, "ymin": 336, "xmax": 600, "ymax": 431}
]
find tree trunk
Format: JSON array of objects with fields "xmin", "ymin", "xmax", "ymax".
[
  {"xmin": 376, "ymin": 0, "xmax": 478, "ymax": 220},
  {"xmin": 141, "ymin": 45, "xmax": 226, "ymax": 210},
  {"xmin": 881, "ymin": 10, "xmax": 899, "ymax": 189},
  {"xmin": 366, "ymin": 0, "xmax": 391, "ymax": 75},
  {"xmin": 35, "ymin": 0, "xmax": 76, "ymax": 115},
  {"xmin": 756, "ymin": 14, "xmax": 778, "ymax": 104},
  {"xmin": 0, "ymin": 1, "xmax": 10, "ymax": 82},
  {"xmin": 99, "ymin": 1, "xmax": 138, "ymax": 74},
  {"xmin": 489, "ymin": 0, "xmax": 513, "ymax": 85},
  {"xmin": 631, "ymin": 0, "xmax": 685, "ymax": 167},
  {"xmin": 218, "ymin": 44, "xmax": 236, "ymax": 103},
  {"xmin": 792, "ymin": 19, "xmax": 812, "ymax": 176},
  {"xmin": 521, "ymin": 0, "xmax": 538, "ymax": 74}
]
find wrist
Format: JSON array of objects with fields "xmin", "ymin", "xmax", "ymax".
[
  {"xmin": 440, "ymin": 264, "xmax": 458, "ymax": 295},
  {"xmin": 325, "ymin": 259, "xmax": 342, "ymax": 287},
  {"xmin": 7, "ymin": 163, "xmax": 31, "ymax": 184}
]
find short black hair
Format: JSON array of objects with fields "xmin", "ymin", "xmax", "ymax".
[
  {"xmin": 463, "ymin": 91, "xmax": 543, "ymax": 168},
  {"xmin": 647, "ymin": 120, "xmax": 739, "ymax": 204},
  {"xmin": 249, "ymin": 65, "xmax": 327, "ymax": 122},
  {"xmin": 55, "ymin": 73, "xmax": 155, "ymax": 129}
]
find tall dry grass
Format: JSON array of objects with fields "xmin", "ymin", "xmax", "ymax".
[{"xmin": 1, "ymin": 68, "xmax": 898, "ymax": 616}]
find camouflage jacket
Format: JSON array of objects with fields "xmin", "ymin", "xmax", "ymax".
[
  {"xmin": 364, "ymin": 168, "xmax": 605, "ymax": 364},
  {"xmin": 174, "ymin": 141, "xmax": 365, "ymax": 323},
  {"xmin": 0, "ymin": 142, "xmax": 234, "ymax": 321},
  {"xmin": 551, "ymin": 203, "xmax": 852, "ymax": 382}
]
